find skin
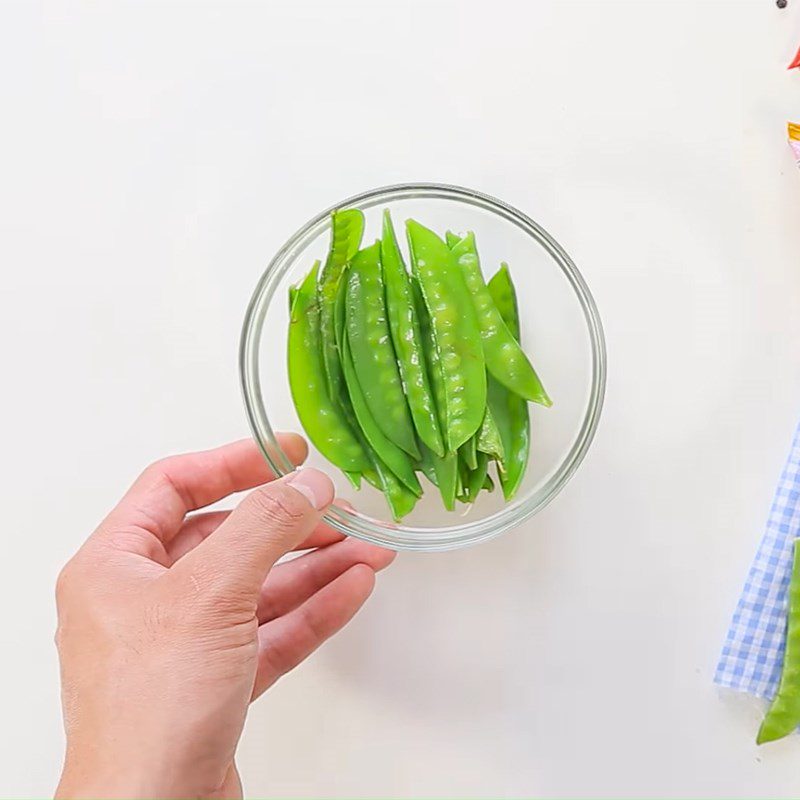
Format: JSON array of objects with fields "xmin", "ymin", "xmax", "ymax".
[
  {"xmin": 758, "ymin": 538, "xmax": 800, "ymax": 744},
  {"xmin": 406, "ymin": 220, "xmax": 486, "ymax": 452},
  {"xmin": 346, "ymin": 242, "xmax": 420, "ymax": 459},
  {"xmin": 54, "ymin": 436, "xmax": 395, "ymax": 799},
  {"xmin": 450, "ymin": 233, "xmax": 551, "ymax": 406},
  {"xmin": 381, "ymin": 210, "xmax": 444, "ymax": 457},
  {"xmin": 487, "ymin": 264, "xmax": 531, "ymax": 501},
  {"xmin": 288, "ymin": 262, "xmax": 369, "ymax": 472}
]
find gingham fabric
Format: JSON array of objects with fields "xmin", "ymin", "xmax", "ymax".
[{"xmin": 715, "ymin": 420, "xmax": 800, "ymax": 698}]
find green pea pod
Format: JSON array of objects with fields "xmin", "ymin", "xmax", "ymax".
[
  {"xmin": 491, "ymin": 263, "xmax": 521, "ymax": 339},
  {"xmin": 328, "ymin": 264, "xmax": 362, "ymax": 492},
  {"xmin": 445, "ymin": 230, "xmax": 461, "ymax": 249},
  {"xmin": 340, "ymin": 323, "xmax": 421, "ymax": 497},
  {"xmin": 483, "ymin": 472, "xmax": 495, "ymax": 493},
  {"xmin": 382, "ymin": 211, "xmax": 445, "ymax": 457},
  {"xmin": 758, "ymin": 539, "xmax": 800, "ymax": 744},
  {"xmin": 429, "ymin": 444, "xmax": 457, "ymax": 509},
  {"xmin": 344, "ymin": 471, "xmax": 361, "ymax": 489},
  {"xmin": 335, "ymin": 262, "xmax": 416, "ymax": 507},
  {"xmin": 459, "ymin": 436, "xmax": 478, "ymax": 471},
  {"xmin": 447, "ymin": 228, "xmax": 481, "ymax": 480},
  {"xmin": 318, "ymin": 209, "xmax": 365, "ymax": 401},
  {"xmin": 346, "ymin": 242, "xmax": 420, "ymax": 460},
  {"xmin": 456, "ymin": 459, "xmax": 467, "ymax": 501},
  {"xmin": 465, "ymin": 452, "xmax": 490, "ymax": 503},
  {"xmin": 362, "ymin": 467, "xmax": 381, "ymax": 490},
  {"xmin": 374, "ymin": 456, "xmax": 418, "ymax": 521},
  {"xmin": 451, "ymin": 233, "xmax": 551, "ymax": 407},
  {"xmin": 287, "ymin": 262, "xmax": 369, "ymax": 473},
  {"xmin": 363, "ymin": 458, "xmax": 417, "ymax": 520},
  {"xmin": 406, "ymin": 220, "xmax": 486, "ymax": 452},
  {"xmin": 412, "ymin": 275, "xmax": 458, "ymax": 510},
  {"xmin": 487, "ymin": 264, "xmax": 530, "ymax": 501},
  {"xmin": 477, "ymin": 405, "xmax": 505, "ymax": 463},
  {"xmin": 333, "ymin": 260, "xmax": 349, "ymax": 353},
  {"xmin": 417, "ymin": 443, "xmax": 439, "ymax": 487},
  {"xmin": 442, "ymin": 203, "xmax": 504, "ymax": 466},
  {"xmin": 289, "ymin": 285, "xmax": 299, "ymax": 313}
]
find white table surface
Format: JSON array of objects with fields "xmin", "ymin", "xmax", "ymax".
[{"xmin": 3, "ymin": 1, "xmax": 800, "ymax": 796}]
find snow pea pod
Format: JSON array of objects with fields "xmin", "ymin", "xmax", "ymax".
[
  {"xmin": 417, "ymin": 442, "xmax": 438, "ymax": 487},
  {"xmin": 318, "ymin": 209, "xmax": 365, "ymax": 400},
  {"xmin": 459, "ymin": 436, "xmax": 478, "ymax": 471},
  {"xmin": 336, "ymin": 264, "xmax": 416, "ymax": 502},
  {"xmin": 360, "ymin": 441, "xmax": 418, "ymax": 521},
  {"xmin": 340, "ymin": 325, "xmax": 422, "ymax": 497},
  {"xmin": 446, "ymin": 231, "xmax": 479, "ymax": 476},
  {"xmin": 477, "ymin": 405, "xmax": 505, "ymax": 463},
  {"xmin": 374, "ymin": 457, "xmax": 419, "ymax": 521},
  {"xmin": 465, "ymin": 452, "xmax": 490, "ymax": 504},
  {"xmin": 451, "ymin": 233, "xmax": 551, "ymax": 407},
  {"xmin": 333, "ymin": 262, "xmax": 367, "ymax": 488},
  {"xmin": 758, "ymin": 538, "xmax": 800, "ymax": 744},
  {"xmin": 487, "ymin": 264, "xmax": 530, "ymax": 500},
  {"xmin": 406, "ymin": 220, "xmax": 486, "ymax": 452},
  {"xmin": 381, "ymin": 211, "xmax": 445, "ymax": 457},
  {"xmin": 346, "ymin": 242, "xmax": 420, "ymax": 459},
  {"xmin": 287, "ymin": 261, "xmax": 369, "ymax": 473},
  {"xmin": 363, "ymin": 453, "xmax": 417, "ymax": 521},
  {"xmin": 456, "ymin": 458, "xmax": 469, "ymax": 502},
  {"xmin": 445, "ymin": 230, "xmax": 461, "ymax": 249},
  {"xmin": 412, "ymin": 275, "xmax": 458, "ymax": 510},
  {"xmin": 343, "ymin": 471, "xmax": 361, "ymax": 489}
]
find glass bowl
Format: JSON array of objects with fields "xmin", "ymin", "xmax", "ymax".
[{"xmin": 240, "ymin": 183, "xmax": 606, "ymax": 552}]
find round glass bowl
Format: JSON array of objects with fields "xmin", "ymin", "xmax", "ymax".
[{"xmin": 240, "ymin": 183, "xmax": 606, "ymax": 551}]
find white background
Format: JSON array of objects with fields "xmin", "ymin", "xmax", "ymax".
[{"xmin": 2, "ymin": 1, "xmax": 800, "ymax": 797}]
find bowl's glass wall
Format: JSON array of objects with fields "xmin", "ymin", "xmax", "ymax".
[{"xmin": 241, "ymin": 184, "xmax": 605, "ymax": 550}]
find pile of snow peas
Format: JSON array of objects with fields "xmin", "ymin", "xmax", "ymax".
[{"xmin": 287, "ymin": 208, "xmax": 551, "ymax": 521}]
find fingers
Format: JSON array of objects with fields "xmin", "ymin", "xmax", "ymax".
[
  {"xmin": 165, "ymin": 510, "xmax": 231, "ymax": 563},
  {"xmin": 166, "ymin": 509, "xmax": 345, "ymax": 565},
  {"xmin": 252, "ymin": 564, "xmax": 376, "ymax": 699},
  {"xmin": 102, "ymin": 435, "xmax": 306, "ymax": 544},
  {"xmin": 289, "ymin": 500, "xmax": 352, "ymax": 552},
  {"xmin": 171, "ymin": 468, "xmax": 335, "ymax": 598},
  {"xmin": 293, "ymin": 522, "xmax": 345, "ymax": 552},
  {"xmin": 257, "ymin": 537, "xmax": 396, "ymax": 624}
]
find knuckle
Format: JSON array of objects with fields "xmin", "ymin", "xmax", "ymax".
[
  {"xmin": 140, "ymin": 458, "xmax": 177, "ymax": 492},
  {"xmin": 140, "ymin": 459, "xmax": 166, "ymax": 483},
  {"xmin": 55, "ymin": 558, "xmax": 79, "ymax": 603},
  {"xmin": 244, "ymin": 484, "xmax": 310, "ymax": 528}
]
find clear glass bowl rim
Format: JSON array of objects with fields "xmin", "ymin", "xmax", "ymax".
[{"xmin": 239, "ymin": 182, "xmax": 607, "ymax": 552}]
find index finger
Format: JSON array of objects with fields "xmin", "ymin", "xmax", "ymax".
[{"xmin": 101, "ymin": 435, "xmax": 308, "ymax": 544}]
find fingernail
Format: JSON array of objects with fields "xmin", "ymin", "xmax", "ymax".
[{"xmin": 286, "ymin": 468, "xmax": 334, "ymax": 510}]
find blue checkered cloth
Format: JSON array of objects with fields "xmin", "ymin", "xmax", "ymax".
[{"xmin": 715, "ymin": 420, "xmax": 800, "ymax": 698}]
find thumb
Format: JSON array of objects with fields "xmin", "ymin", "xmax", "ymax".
[{"xmin": 173, "ymin": 468, "xmax": 335, "ymax": 598}]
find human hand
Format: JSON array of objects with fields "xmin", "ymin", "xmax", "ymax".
[{"xmin": 54, "ymin": 437, "xmax": 395, "ymax": 800}]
